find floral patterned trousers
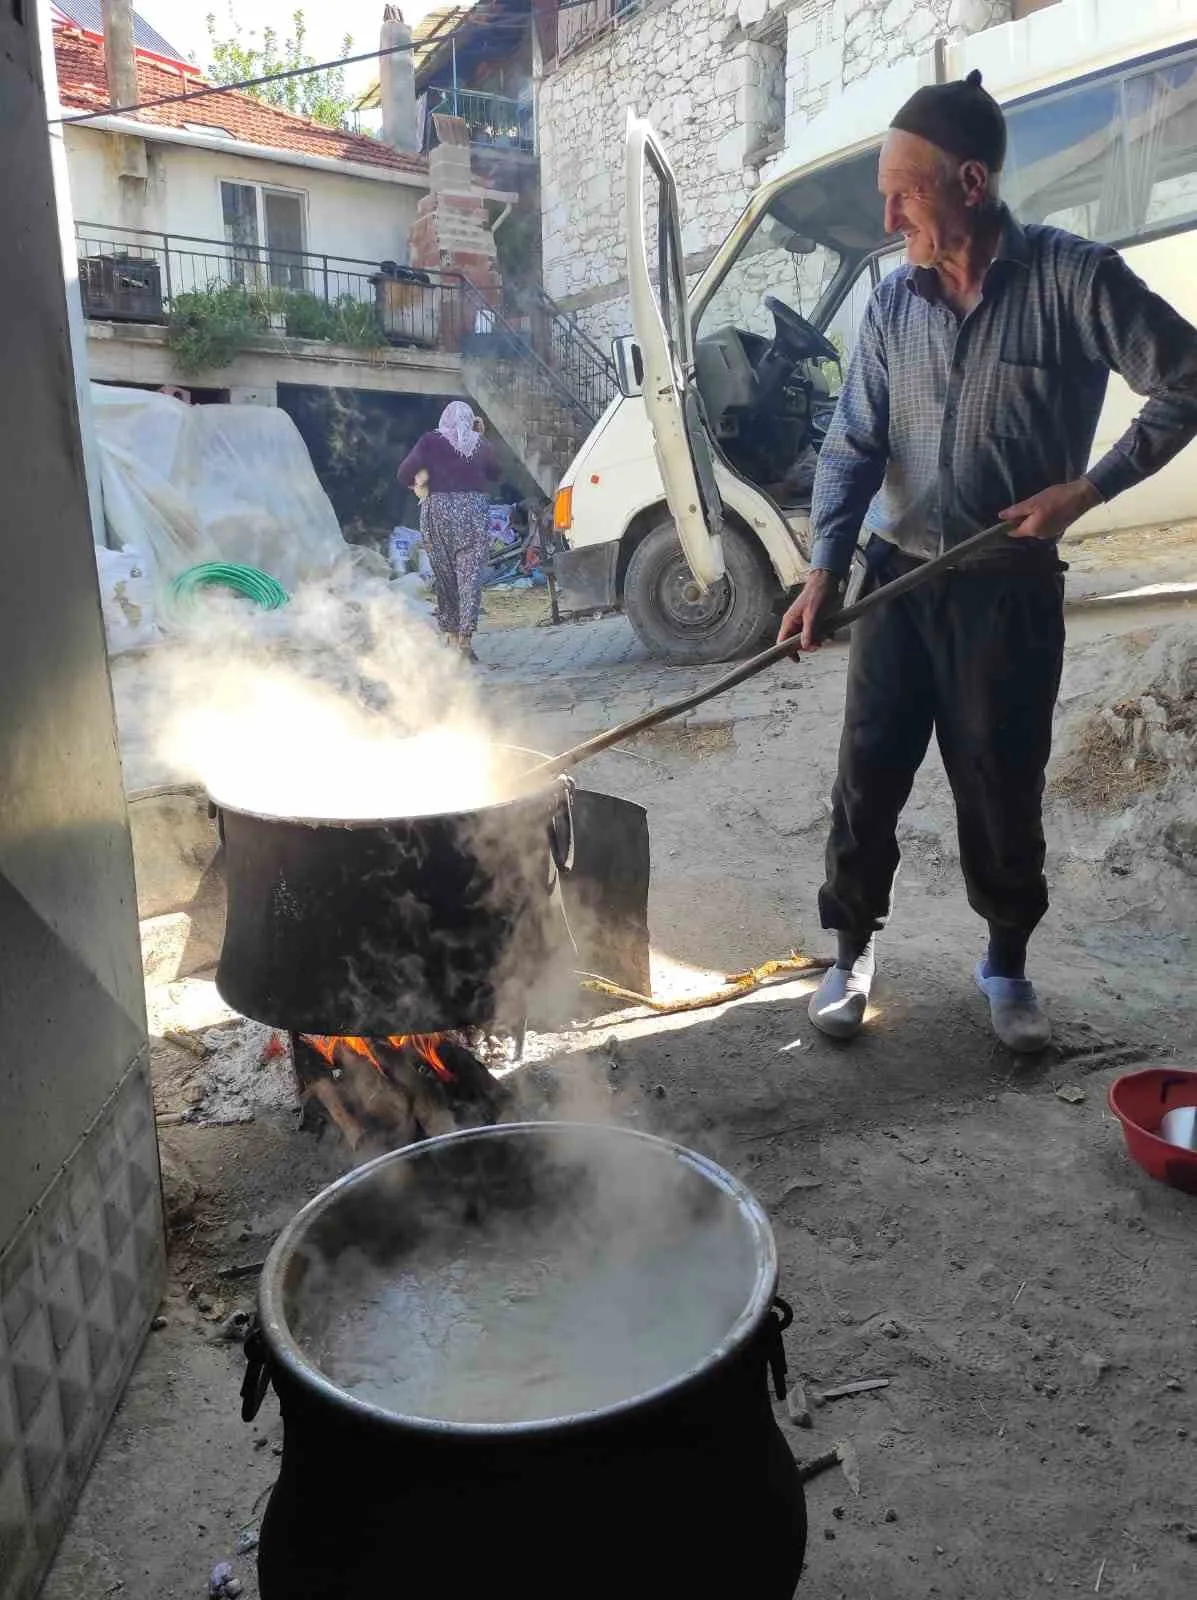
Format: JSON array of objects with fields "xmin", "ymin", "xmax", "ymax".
[{"xmin": 420, "ymin": 491, "xmax": 489, "ymax": 637}]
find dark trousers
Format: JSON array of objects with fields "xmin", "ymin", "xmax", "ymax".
[{"xmin": 820, "ymin": 540, "xmax": 1066, "ymax": 947}]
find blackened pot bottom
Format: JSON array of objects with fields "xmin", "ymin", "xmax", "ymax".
[{"xmin": 258, "ymin": 1336, "xmax": 807, "ymax": 1600}]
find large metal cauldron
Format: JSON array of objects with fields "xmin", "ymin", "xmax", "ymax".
[
  {"xmin": 244, "ymin": 1123, "xmax": 807, "ymax": 1600},
  {"xmin": 213, "ymin": 769, "xmax": 568, "ymax": 1035}
]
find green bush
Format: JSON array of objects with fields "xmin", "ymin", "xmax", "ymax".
[
  {"xmin": 280, "ymin": 289, "xmax": 331, "ymax": 340},
  {"xmin": 167, "ymin": 283, "xmax": 266, "ymax": 376},
  {"xmin": 166, "ymin": 281, "xmax": 385, "ymax": 376},
  {"xmin": 282, "ymin": 291, "xmax": 383, "ymax": 348},
  {"xmin": 327, "ymin": 296, "xmax": 386, "ymax": 348}
]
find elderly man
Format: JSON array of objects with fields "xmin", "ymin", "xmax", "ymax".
[{"xmin": 780, "ymin": 70, "xmax": 1197, "ymax": 1052}]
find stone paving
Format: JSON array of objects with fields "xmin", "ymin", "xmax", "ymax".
[
  {"xmin": 470, "ymin": 543, "xmax": 1197, "ymax": 755},
  {"xmin": 476, "ymin": 613, "xmax": 648, "ymax": 678}
]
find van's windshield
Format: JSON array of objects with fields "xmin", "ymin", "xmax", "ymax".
[
  {"xmin": 699, "ymin": 213, "xmax": 843, "ymax": 343},
  {"xmin": 686, "ymin": 147, "xmax": 890, "ymax": 509},
  {"xmin": 696, "ymin": 145, "xmax": 888, "ymax": 344}
]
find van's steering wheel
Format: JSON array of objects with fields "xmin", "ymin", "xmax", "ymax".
[{"xmin": 764, "ymin": 295, "xmax": 841, "ymax": 366}]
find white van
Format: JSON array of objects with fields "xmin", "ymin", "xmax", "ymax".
[{"xmin": 550, "ymin": 0, "xmax": 1197, "ymax": 662}]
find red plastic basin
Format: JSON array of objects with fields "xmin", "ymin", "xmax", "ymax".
[{"xmin": 1108, "ymin": 1068, "xmax": 1197, "ymax": 1194}]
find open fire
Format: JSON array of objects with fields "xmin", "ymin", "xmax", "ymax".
[
  {"xmin": 290, "ymin": 1029, "xmax": 505, "ymax": 1157},
  {"xmin": 301, "ymin": 1032, "xmax": 456, "ymax": 1084}
]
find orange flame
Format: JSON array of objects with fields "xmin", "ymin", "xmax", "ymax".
[
  {"xmin": 384, "ymin": 1034, "xmax": 455, "ymax": 1083},
  {"xmin": 300, "ymin": 1033, "xmax": 455, "ymax": 1083}
]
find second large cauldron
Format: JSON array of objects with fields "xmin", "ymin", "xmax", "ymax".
[
  {"xmin": 213, "ymin": 767, "xmax": 568, "ymax": 1036},
  {"xmin": 244, "ymin": 1123, "xmax": 807, "ymax": 1599}
]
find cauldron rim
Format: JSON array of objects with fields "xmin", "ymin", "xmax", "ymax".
[
  {"xmin": 258, "ymin": 1121, "xmax": 778, "ymax": 1439},
  {"xmin": 209, "ymin": 743, "xmax": 563, "ymax": 830}
]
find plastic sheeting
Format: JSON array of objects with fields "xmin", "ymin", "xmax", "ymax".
[
  {"xmin": 91, "ymin": 386, "xmax": 347, "ymax": 593},
  {"xmin": 95, "ymin": 544, "xmax": 160, "ymax": 655}
]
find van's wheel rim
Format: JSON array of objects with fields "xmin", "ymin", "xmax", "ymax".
[{"xmin": 658, "ymin": 555, "xmax": 735, "ymax": 635}]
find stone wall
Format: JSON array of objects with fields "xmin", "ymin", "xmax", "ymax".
[
  {"xmin": 538, "ymin": 0, "xmax": 764, "ymax": 346},
  {"xmin": 788, "ymin": 0, "xmax": 1012, "ymax": 128},
  {"xmin": 538, "ymin": 0, "xmax": 1014, "ymax": 344}
]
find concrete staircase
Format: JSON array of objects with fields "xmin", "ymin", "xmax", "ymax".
[
  {"xmin": 463, "ymin": 353, "xmax": 597, "ymax": 497},
  {"xmin": 458, "ymin": 283, "xmax": 617, "ymax": 497}
]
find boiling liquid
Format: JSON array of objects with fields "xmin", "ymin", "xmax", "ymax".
[{"xmin": 311, "ymin": 1215, "xmax": 753, "ymax": 1424}]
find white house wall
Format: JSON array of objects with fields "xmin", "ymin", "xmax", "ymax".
[{"xmin": 64, "ymin": 125, "xmax": 421, "ymax": 268}]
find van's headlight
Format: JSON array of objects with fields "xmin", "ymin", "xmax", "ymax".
[{"xmin": 553, "ymin": 486, "xmax": 574, "ymax": 532}]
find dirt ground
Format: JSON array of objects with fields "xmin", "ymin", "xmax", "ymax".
[
  {"xmin": 45, "ymin": 601, "xmax": 1197, "ymax": 1600},
  {"xmin": 480, "ymin": 583, "xmax": 553, "ymax": 630}
]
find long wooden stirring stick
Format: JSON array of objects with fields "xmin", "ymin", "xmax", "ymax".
[{"xmin": 528, "ymin": 520, "xmax": 1014, "ymax": 781}]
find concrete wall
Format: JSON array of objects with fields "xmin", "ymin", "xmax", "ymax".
[
  {"xmin": 537, "ymin": 0, "xmax": 1013, "ymax": 344},
  {"xmin": 64, "ymin": 124, "xmax": 423, "ymax": 267},
  {"xmin": 0, "ymin": 5, "xmax": 164, "ymax": 1596},
  {"xmin": 84, "ymin": 318, "xmax": 468, "ymax": 397}
]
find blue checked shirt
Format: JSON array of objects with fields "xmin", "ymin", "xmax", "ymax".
[{"xmin": 810, "ymin": 209, "xmax": 1197, "ymax": 577}]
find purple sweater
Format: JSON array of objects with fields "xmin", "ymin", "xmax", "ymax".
[{"xmin": 397, "ymin": 430, "xmax": 500, "ymax": 495}]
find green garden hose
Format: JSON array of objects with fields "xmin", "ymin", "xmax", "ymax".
[{"xmin": 170, "ymin": 562, "xmax": 289, "ymax": 612}]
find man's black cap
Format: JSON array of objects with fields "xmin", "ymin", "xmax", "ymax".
[{"xmin": 890, "ymin": 68, "xmax": 1007, "ymax": 172}]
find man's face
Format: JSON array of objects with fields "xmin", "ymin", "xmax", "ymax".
[{"xmin": 878, "ymin": 129, "xmax": 974, "ymax": 268}]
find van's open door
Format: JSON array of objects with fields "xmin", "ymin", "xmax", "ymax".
[{"xmin": 625, "ymin": 113, "xmax": 725, "ymax": 589}]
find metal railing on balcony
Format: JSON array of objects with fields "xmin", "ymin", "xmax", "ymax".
[
  {"xmin": 74, "ymin": 221, "xmax": 607, "ymax": 484},
  {"xmin": 74, "ymin": 222, "xmax": 468, "ymax": 350},
  {"xmin": 557, "ymin": 0, "xmax": 643, "ymax": 61},
  {"xmin": 426, "ymin": 85, "xmax": 534, "ymax": 152}
]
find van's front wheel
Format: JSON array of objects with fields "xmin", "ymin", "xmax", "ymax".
[{"xmin": 623, "ymin": 519, "xmax": 776, "ymax": 664}]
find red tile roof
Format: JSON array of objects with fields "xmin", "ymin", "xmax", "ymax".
[{"xmin": 53, "ymin": 24, "xmax": 427, "ymax": 177}]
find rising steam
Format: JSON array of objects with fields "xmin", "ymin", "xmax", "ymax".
[{"xmin": 152, "ymin": 574, "xmax": 528, "ymax": 819}]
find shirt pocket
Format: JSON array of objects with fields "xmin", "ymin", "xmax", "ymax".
[{"xmin": 992, "ymin": 316, "xmax": 1060, "ymax": 440}]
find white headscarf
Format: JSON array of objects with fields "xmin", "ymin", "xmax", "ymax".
[{"xmin": 437, "ymin": 400, "xmax": 482, "ymax": 458}]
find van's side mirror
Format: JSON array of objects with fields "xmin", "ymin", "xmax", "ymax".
[{"xmin": 612, "ymin": 335, "xmax": 644, "ymax": 398}]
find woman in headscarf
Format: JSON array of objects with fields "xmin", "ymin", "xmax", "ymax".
[{"xmin": 397, "ymin": 401, "xmax": 500, "ymax": 661}]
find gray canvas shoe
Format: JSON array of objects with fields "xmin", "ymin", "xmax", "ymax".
[
  {"xmin": 808, "ymin": 962, "xmax": 873, "ymax": 1040},
  {"xmin": 976, "ymin": 962, "xmax": 1052, "ymax": 1053}
]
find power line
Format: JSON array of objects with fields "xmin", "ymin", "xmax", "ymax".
[{"xmin": 49, "ymin": 13, "xmax": 531, "ymax": 128}]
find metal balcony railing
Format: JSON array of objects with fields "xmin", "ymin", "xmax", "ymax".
[
  {"xmin": 73, "ymin": 222, "xmax": 469, "ymax": 349},
  {"xmin": 74, "ymin": 222, "xmax": 609, "ymax": 483},
  {"xmin": 557, "ymin": 0, "xmax": 643, "ymax": 61},
  {"xmin": 426, "ymin": 85, "xmax": 534, "ymax": 152}
]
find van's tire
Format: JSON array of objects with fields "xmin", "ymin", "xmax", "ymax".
[{"xmin": 623, "ymin": 518, "xmax": 777, "ymax": 664}]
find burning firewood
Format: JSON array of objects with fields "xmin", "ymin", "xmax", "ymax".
[
  {"xmin": 304, "ymin": 1075, "xmax": 368, "ymax": 1152},
  {"xmin": 290, "ymin": 1029, "xmax": 508, "ymax": 1157}
]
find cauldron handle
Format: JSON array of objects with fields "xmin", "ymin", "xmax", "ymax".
[
  {"xmin": 765, "ymin": 1296, "xmax": 793, "ymax": 1401},
  {"xmin": 207, "ymin": 799, "xmax": 226, "ymax": 847},
  {"xmin": 241, "ymin": 1320, "xmax": 272, "ymax": 1422},
  {"xmin": 548, "ymin": 779, "xmax": 575, "ymax": 875}
]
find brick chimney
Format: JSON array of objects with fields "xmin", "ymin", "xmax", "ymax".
[
  {"xmin": 409, "ymin": 116, "xmax": 503, "ymax": 348},
  {"xmin": 380, "ymin": 4, "xmax": 420, "ymax": 155}
]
